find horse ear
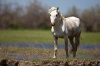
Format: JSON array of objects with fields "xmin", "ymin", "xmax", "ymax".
[
  {"xmin": 48, "ymin": 10, "xmax": 50, "ymax": 14},
  {"xmin": 57, "ymin": 7, "xmax": 59, "ymax": 10},
  {"xmin": 48, "ymin": 7, "xmax": 51, "ymax": 14}
]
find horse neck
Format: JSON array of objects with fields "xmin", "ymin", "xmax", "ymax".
[
  {"xmin": 53, "ymin": 16, "xmax": 64, "ymax": 30},
  {"xmin": 56, "ymin": 13, "xmax": 64, "ymax": 26}
]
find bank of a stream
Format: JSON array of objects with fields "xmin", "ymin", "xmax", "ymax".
[{"xmin": 0, "ymin": 59, "xmax": 100, "ymax": 66}]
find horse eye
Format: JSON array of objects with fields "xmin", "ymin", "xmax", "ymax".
[{"xmin": 56, "ymin": 14, "xmax": 58, "ymax": 17}]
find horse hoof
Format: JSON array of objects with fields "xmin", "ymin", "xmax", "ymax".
[{"xmin": 53, "ymin": 56, "xmax": 56, "ymax": 58}]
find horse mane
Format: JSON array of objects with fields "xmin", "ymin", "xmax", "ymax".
[
  {"xmin": 48, "ymin": 7, "xmax": 56, "ymax": 13},
  {"xmin": 58, "ymin": 11, "xmax": 64, "ymax": 22}
]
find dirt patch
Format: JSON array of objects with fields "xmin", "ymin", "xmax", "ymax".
[{"xmin": 0, "ymin": 59, "xmax": 100, "ymax": 66}]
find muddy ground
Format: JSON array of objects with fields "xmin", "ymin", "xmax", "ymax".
[{"xmin": 0, "ymin": 59, "xmax": 100, "ymax": 66}]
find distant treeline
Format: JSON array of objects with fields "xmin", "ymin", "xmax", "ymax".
[
  {"xmin": 65, "ymin": 5, "xmax": 100, "ymax": 32},
  {"xmin": 0, "ymin": 0, "xmax": 100, "ymax": 32}
]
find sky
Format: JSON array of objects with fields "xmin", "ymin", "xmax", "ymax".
[
  {"xmin": 4, "ymin": 0, "xmax": 100, "ymax": 14},
  {"xmin": 40, "ymin": 0, "xmax": 100, "ymax": 14}
]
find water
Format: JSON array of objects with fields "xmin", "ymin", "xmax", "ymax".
[
  {"xmin": 0, "ymin": 42, "xmax": 100, "ymax": 50},
  {"xmin": 0, "ymin": 42, "xmax": 100, "ymax": 60}
]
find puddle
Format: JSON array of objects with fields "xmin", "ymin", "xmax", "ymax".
[
  {"xmin": 0, "ymin": 42, "xmax": 100, "ymax": 50},
  {"xmin": 4, "ymin": 54, "xmax": 45, "ymax": 60}
]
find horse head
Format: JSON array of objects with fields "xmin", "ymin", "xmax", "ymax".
[{"xmin": 48, "ymin": 7, "xmax": 60, "ymax": 26}]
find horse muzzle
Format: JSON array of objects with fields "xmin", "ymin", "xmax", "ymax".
[{"xmin": 51, "ymin": 23, "xmax": 55, "ymax": 26}]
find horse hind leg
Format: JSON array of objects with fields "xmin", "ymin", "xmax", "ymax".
[
  {"xmin": 69, "ymin": 37, "xmax": 76, "ymax": 57},
  {"xmin": 69, "ymin": 37, "xmax": 74, "ymax": 54},
  {"xmin": 75, "ymin": 33, "xmax": 81, "ymax": 50},
  {"xmin": 64, "ymin": 36, "xmax": 69, "ymax": 58},
  {"xmin": 74, "ymin": 33, "xmax": 81, "ymax": 57}
]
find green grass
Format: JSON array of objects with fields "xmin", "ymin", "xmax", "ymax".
[
  {"xmin": 0, "ymin": 30, "xmax": 52, "ymax": 43},
  {"xmin": 81, "ymin": 32, "xmax": 100, "ymax": 44},
  {"xmin": 0, "ymin": 30, "xmax": 64, "ymax": 43},
  {"xmin": 0, "ymin": 30, "xmax": 100, "ymax": 44}
]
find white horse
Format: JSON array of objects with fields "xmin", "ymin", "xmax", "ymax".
[{"xmin": 48, "ymin": 7, "xmax": 82, "ymax": 58}]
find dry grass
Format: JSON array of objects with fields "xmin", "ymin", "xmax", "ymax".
[
  {"xmin": 78, "ymin": 49, "xmax": 100, "ymax": 58},
  {"xmin": 0, "ymin": 46, "xmax": 100, "ymax": 60}
]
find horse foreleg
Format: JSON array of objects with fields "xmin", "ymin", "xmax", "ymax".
[
  {"xmin": 64, "ymin": 36, "xmax": 68, "ymax": 58},
  {"xmin": 53, "ymin": 37, "xmax": 58, "ymax": 58}
]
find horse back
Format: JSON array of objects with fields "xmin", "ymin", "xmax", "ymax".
[{"xmin": 65, "ymin": 17, "xmax": 81, "ymax": 37}]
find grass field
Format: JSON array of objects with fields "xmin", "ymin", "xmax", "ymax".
[
  {"xmin": 0, "ymin": 30, "xmax": 100, "ymax": 60},
  {"xmin": 0, "ymin": 30, "xmax": 100, "ymax": 44}
]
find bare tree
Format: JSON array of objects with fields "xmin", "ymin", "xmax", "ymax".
[
  {"xmin": 81, "ymin": 5, "xmax": 100, "ymax": 32},
  {"xmin": 23, "ymin": 0, "xmax": 50, "ymax": 29},
  {"xmin": 65, "ymin": 6, "xmax": 80, "ymax": 18},
  {"xmin": 65, "ymin": 5, "xmax": 100, "ymax": 32},
  {"xmin": 0, "ymin": 0, "xmax": 50, "ymax": 29}
]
